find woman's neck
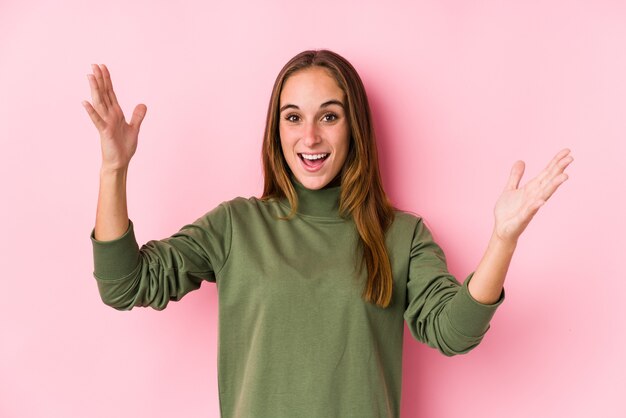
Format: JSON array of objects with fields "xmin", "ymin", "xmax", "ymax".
[{"xmin": 287, "ymin": 174, "xmax": 343, "ymax": 218}]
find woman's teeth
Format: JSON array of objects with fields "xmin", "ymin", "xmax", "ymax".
[{"xmin": 300, "ymin": 153, "xmax": 329, "ymax": 160}]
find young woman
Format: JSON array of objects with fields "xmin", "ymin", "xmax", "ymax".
[{"xmin": 84, "ymin": 49, "xmax": 572, "ymax": 418}]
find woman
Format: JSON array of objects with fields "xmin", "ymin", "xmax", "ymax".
[{"xmin": 84, "ymin": 49, "xmax": 572, "ymax": 418}]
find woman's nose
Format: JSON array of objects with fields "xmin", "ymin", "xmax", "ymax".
[{"xmin": 302, "ymin": 122, "xmax": 321, "ymax": 147}]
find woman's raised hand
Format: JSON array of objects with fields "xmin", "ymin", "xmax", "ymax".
[
  {"xmin": 493, "ymin": 148, "xmax": 574, "ymax": 244},
  {"xmin": 82, "ymin": 64, "xmax": 147, "ymax": 170}
]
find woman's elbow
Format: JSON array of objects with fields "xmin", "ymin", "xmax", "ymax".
[
  {"xmin": 99, "ymin": 292, "xmax": 136, "ymax": 311},
  {"xmin": 96, "ymin": 280, "xmax": 140, "ymax": 311},
  {"xmin": 435, "ymin": 326, "xmax": 487, "ymax": 356}
]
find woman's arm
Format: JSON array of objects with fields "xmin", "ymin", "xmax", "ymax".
[
  {"xmin": 468, "ymin": 149, "xmax": 574, "ymax": 304},
  {"xmin": 84, "ymin": 64, "xmax": 227, "ymax": 310},
  {"xmin": 96, "ymin": 166, "xmax": 130, "ymax": 241},
  {"xmin": 82, "ymin": 63, "xmax": 146, "ymax": 241}
]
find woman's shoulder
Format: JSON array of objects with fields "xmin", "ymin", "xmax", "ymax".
[
  {"xmin": 391, "ymin": 207, "xmax": 424, "ymax": 227},
  {"xmin": 214, "ymin": 195, "xmax": 284, "ymax": 218},
  {"xmin": 390, "ymin": 207, "xmax": 442, "ymax": 246},
  {"xmin": 389, "ymin": 207, "xmax": 441, "ymax": 240},
  {"xmin": 220, "ymin": 195, "xmax": 277, "ymax": 208}
]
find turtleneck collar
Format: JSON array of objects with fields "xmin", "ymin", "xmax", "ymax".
[{"xmin": 282, "ymin": 174, "xmax": 343, "ymax": 219}]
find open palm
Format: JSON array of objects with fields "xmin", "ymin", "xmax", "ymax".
[
  {"xmin": 494, "ymin": 149, "xmax": 573, "ymax": 243},
  {"xmin": 82, "ymin": 64, "xmax": 147, "ymax": 170}
]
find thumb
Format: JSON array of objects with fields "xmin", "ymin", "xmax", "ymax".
[
  {"xmin": 130, "ymin": 104, "xmax": 147, "ymax": 130},
  {"xmin": 504, "ymin": 160, "xmax": 525, "ymax": 191}
]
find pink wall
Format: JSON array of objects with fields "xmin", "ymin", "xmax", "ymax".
[{"xmin": 1, "ymin": 0, "xmax": 624, "ymax": 417}]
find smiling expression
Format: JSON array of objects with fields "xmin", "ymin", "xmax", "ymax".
[{"xmin": 278, "ymin": 66, "xmax": 350, "ymax": 190}]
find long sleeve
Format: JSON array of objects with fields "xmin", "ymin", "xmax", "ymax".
[
  {"xmin": 89, "ymin": 202, "xmax": 232, "ymax": 311},
  {"xmin": 403, "ymin": 218, "xmax": 504, "ymax": 356}
]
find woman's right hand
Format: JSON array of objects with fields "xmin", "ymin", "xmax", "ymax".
[{"xmin": 82, "ymin": 64, "xmax": 147, "ymax": 170}]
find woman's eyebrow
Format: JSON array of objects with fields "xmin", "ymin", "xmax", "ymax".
[
  {"xmin": 279, "ymin": 99, "xmax": 345, "ymax": 113},
  {"xmin": 320, "ymin": 99, "xmax": 344, "ymax": 109}
]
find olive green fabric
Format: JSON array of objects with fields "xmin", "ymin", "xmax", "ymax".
[{"xmin": 90, "ymin": 177, "xmax": 504, "ymax": 418}]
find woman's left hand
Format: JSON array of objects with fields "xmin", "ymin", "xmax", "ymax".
[{"xmin": 493, "ymin": 148, "xmax": 573, "ymax": 244}]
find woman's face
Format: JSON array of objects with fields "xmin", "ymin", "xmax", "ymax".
[{"xmin": 278, "ymin": 66, "xmax": 350, "ymax": 190}]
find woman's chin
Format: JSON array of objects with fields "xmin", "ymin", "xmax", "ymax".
[{"xmin": 293, "ymin": 173, "xmax": 334, "ymax": 190}]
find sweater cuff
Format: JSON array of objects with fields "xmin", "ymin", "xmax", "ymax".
[
  {"xmin": 446, "ymin": 272, "xmax": 505, "ymax": 337},
  {"xmin": 90, "ymin": 219, "xmax": 140, "ymax": 280}
]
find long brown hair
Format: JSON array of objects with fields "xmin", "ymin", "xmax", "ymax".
[{"xmin": 260, "ymin": 49, "xmax": 396, "ymax": 308}]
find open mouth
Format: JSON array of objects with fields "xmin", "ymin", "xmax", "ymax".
[{"xmin": 298, "ymin": 153, "xmax": 330, "ymax": 169}]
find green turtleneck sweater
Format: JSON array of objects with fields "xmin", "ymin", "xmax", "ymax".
[{"xmin": 90, "ymin": 178, "xmax": 504, "ymax": 418}]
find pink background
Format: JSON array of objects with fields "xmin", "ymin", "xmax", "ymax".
[{"xmin": 1, "ymin": 0, "xmax": 624, "ymax": 417}]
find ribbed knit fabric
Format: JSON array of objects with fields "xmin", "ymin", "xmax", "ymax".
[{"xmin": 90, "ymin": 177, "xmax": 504, "ymax": 418}]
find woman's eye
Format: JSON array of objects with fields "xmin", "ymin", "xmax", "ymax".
[
  {"xmin": 322, "ymin": 113, "xmax": 338, "ymax": 122},
  {"xmin": 286, "ymin": 114, "xmax": 300, "ymax": 122}
]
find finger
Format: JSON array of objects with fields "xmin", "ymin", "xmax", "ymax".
[
  {"xmin": 540, "ymin": 172, "xmax": 569, "ymax": 202},
  {"xmin": 550, "ymin": 154, "xmax": 574, "ymax": 177},
  {"xmin": 505, "ymin": 160, "xmax": 525, "ymax": 191},
  {"xmin": 100, "ymin": 64, "xmax": 119, "ymax": 107},
  {"xmin": 540, "ymin": 154, "xmax": 574, "ymax": 191},
  {"xmin": 537, "ymin": 148, "xmax": 571, "ymax": 183},
  {"xmin": 545, "ymin": 148, "xmax": 571, "ymax": 172},
  {"xmin": 82, "ymin": 100, "xmax": 106, "ymax": 131},
  {"xmin": 92, "ymin": 64, "xmax": 111, "ymax": 108},
  {"xmin": 87, "ymin": 73, "xmax": 106, "ymax": 110},
  {"xmin": 129, "ymin": 104, "xmax": 147, "ymax": 130}
]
